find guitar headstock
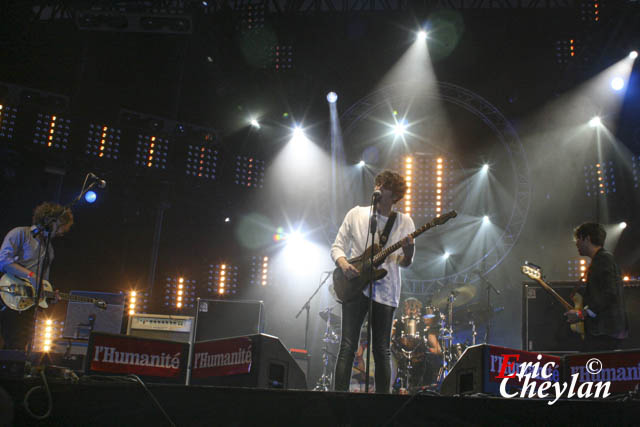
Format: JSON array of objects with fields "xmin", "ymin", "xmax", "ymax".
[
  {"xmin": 95, "ymin": 299, "xmax": 108, "ymax": 310},
  {"xmin": 433, "ymin": 210, "xmax": 457, "ymax": 225},
  {"xmin": 521, "ymin": 262, "xmax": 542, "ymax": 280}
]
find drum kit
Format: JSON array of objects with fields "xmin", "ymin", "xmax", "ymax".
[{"xmin": 314, "ymin": 283, "xmax": 500, "ymax": 393}]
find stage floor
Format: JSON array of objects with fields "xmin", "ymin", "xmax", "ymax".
[{"xmin": 2, "ymin": 377, "xmax": 640, "ymax": 426}]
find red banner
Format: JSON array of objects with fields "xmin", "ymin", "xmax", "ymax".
[
  {"xmin": 88, "ymin": 333, "xmax": 187, "ymax": 379},
  {"xmin": 486, "ymin": 345, "xmax": 562, "ymax": 389},
  {"xmin": 565, "ymin": 349, "xmax": 640, "ymax": 393},
  {"xmin": 191, "ymin": 337, "xmax": 252, "ymax": 379}
]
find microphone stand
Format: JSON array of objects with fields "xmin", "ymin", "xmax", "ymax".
[
  {"xmin": 476, "ymin": 271, "xmax": 500, "ymax": 343},
  {"xmin": 295, "ymin": 271, "xmax": 332, "ymax": 353},
  {"xmin": 26, "ymin": 174, "xmax": 101, "ymax": 366},
  {"xmin": 365, "ymin": 193, "xmax": 379, "ymax": 393}
]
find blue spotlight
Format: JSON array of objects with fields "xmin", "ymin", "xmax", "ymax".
[
  {"xmin": 610, "ymin": 77, "xmax": 625, "ymax": 91},
  {"xmin": 326, "ymin": 92, "xmax": 338, "ymax": 103},
  {"xmin": 84, "ymin": 190, "xmax": 97, "ymax": 204}
]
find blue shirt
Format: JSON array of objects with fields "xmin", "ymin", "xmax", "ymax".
[{"xmin": 0, "ymin": 226, "xmax": 54, "ymax": 280}]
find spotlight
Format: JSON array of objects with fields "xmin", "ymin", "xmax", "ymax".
[
  {"xmin": 326, "ymin": 92, "xmax": 338, "ymax": 103},
  {"xmin": 394, "ymin": 121, "xmax": 406, "ymax": 137},
  {"xmin": 443, "ymin": 252, "xmax": 450, "ymax": 260},
  {"xmin": 620, "ymin": 221, "xmax": 627, "ymax": 229},
  {"xmin": 84, "ymin": 190, "xmax": 97, "ymax": 204},
  {"xmin": 358, "ymin": 160, "xmax": 365, "ymax": 167},
  {"xmin": 630, "ymin": 51, "xmax": 638, "ymax": 59},
  {"xmin": 293, "ymin": 126, "xmax": 304, "ymax": 139},
  {"xmin": 482, "ymin": 164, "xmax": 489, "ymax": 172},
  {"xmin": 250, "ymin": 118, "xmax": 260, "ymax": 129},
  {"xmin": 610, "ymin": 77, "xmax": 625, "ymax": 91},
  {"xmin": 588, "ymin": 116, "xmax": 601, "ymax": 128},
  {"xmin": 224, "ymin": 217, "xmax": 230, "ymax": 223},
  {"xmin": 417, "ymin": 30, "xmax": 427, "ymax": 41},
  {"xmin": 483, "ymin": 215, "xmax": 490, "ymax": 224}
]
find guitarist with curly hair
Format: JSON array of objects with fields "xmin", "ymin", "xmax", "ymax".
[
  {"xmin": 331, "ymin": 170, "xmax": 415, "ymax": 393},
  {"xmin": 0, "ymin": 202, "xmax": 73, "ymax": 350}
]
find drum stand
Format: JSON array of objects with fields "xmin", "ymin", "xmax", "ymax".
[
  {"xmin": 435, "ymin": 293, "xmax": 456, "ymax": 384},
  {"xmin": 313, "ymin": 308, "xmax": 339, "ymax": 391}
]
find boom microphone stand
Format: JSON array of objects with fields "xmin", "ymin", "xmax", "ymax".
[
  {"xmin": 475, "ymin": 271, "xmax": 500, "ymax": 343},
  {"xmin": 25, "ymin": 173, "xmax": 104, "ymax": 365}
]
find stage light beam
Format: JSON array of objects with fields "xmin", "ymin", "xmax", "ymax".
[
  {"xmin": 620, "ymin": 221, "xmax": 627, "ymax": 229},
  {"xmin": 250, "ymin": 118, "xmax": 260, "ymax": 129},
  {"xmin": 358, "ymin": 160, "xmax": 365, "ymax": 167},
  {"xmin": 417, "ymin": 30, "xmax": 427, "ymax": 41},
  {"xmin": 482, "ymin": 164, "xmax": 489, "ymax": 172},
  {"xmin": 630, "ymin": 51, "xmax": 638, "ymax": 59},
  {"xmin": 326, "ymin": 92, "xmax": 338, "ymax": 103},
  {"xmin": 483, "ymin": 216, "xmax": 490, "ymax": 225}
]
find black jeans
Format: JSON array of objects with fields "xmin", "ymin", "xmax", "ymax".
[{"xmin": 334, "ymin": 293, "xmax": 395, "ymax": 393}]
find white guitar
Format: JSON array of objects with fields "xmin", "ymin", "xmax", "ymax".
[{"xmin": 0, "ymin": 273, "xmax": 107, "ymax": 312}]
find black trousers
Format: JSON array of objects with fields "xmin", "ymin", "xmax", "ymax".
[
  {"xmin": 0, "ymin": 304, "xmax": 37, "ymax": 351},
  {"xmin": 334, "ymin": 293, "xmax": 395, "ymax": 393}
]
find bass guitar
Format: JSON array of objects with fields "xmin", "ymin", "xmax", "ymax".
[
  {"xmin": 521, "ymin": 262, "xmax": 585, "ymax": 340},
  {"xmin": 0, "ymin": 273, "xmax": 107, "ymax": 312},
  {"xmin": 333, "ymin": 210, "xmax": 457, "ymax": 303}
]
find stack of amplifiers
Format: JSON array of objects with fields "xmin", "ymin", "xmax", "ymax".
[
  {"xmin": 522, "ymin": 280, "xmax": 640, "ymax": 352},
  {"xmin": 127, "ymin": 313, "xmax": 194, "ymax": 343}
]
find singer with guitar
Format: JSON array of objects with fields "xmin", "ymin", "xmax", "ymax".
[
  {"xmin": 0, "ymin": 202, "xmax": 73, "ymax": 350},
  {"xmin": 331, "ymin": 170, "xmax": 415, "ymax": 393},
  {"xmin": 565, "ymin": 222, "xmax": 628, "ymax": 351}
]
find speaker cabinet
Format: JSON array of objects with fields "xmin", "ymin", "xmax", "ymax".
[
  {"xmin": 190, "ymin": 334, "xmax": 306, "ymax": 390},
  {"xmin": 63, "ymin": 292, "xmax": 124, "ymax": 339},
  {"xmin": 194, "ymin": 299, "xmax": 264, "ymax": 341},
  {"xmin": 522, "ymin": 281, "xmax": 640, "ymax": 352}
]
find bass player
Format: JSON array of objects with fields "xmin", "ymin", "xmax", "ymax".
[{"xmin": 331, "ymin": 170, "xmax": 415, "ymax": 393}]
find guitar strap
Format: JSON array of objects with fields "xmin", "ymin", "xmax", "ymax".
[{"xmin": 378, "ymin": 211, "xmax": 397, "ymax": 247}]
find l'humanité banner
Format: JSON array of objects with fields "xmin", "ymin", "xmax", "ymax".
[
  {"xmin": 191, "ymin": 337, "xmax": 253, "ymax": 378},
  {"xmin": 87, "ymin": 333, "xmax": 189, "ymax": 382}
]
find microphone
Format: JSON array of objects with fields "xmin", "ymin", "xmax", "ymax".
[
  {"xmin": 89, "ymin": 173, "xmax": 107, "ymax": 189},
  {"xmin": 372, "ymin": 190, "xmax": 382, "ymax": 202}
]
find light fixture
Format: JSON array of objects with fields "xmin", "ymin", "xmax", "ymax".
[
  {"xmin": 326, "ymin": 92, "xmax": 338, "ymax": 103},
  {"xmin": 417, "ymin": 30, "xmax": 427, "ymax": 41},
  {"xmin": 588, "ymin": 116, "xmax": 601, "ymax": 128}
]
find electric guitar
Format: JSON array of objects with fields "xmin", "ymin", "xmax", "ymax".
[
  {"xmin": 0, "ymin": 273, "xmax": 107, "ymax": 312},
  {"xmin": 521, "ymin": 263, "xmax": 585, "ymax": 340},
  {"xmin": 333, "ymin": 210, "xmax": 457, "ymax": 303}
]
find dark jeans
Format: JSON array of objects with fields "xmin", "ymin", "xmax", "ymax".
[
  {"xmin": 334, "ymin": 293, "xmax": 395, "ymax": 393},
  {"xmin": 0, "ymin": 304, "xmax": 36, "ymax": 351}
]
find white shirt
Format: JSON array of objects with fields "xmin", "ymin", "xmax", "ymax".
[{"xmin": 331, "ymin": 206, "xmax": 415, "ymax": 308}]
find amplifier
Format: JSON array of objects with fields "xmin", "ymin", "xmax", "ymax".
[
  {"xmin": 195, "ymin": 299, "xmax": 264, "ymax": 341},
  {"xmin": 523, "ymin": 281, "xmax": 640, "ymax": 352},
  {"xmin": 127, "ymin": 314, "xmax": 194, "ymax": 343}
]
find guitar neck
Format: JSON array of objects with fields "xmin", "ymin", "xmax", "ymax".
[
  {"xmin": 372, "ymin": 221, "xmax": 433, "ymax": 265},
  {"xmin": 43, "ymin": 290, "xmax": 97, "ymax": 304},
  {"xmin": 531, "ymin": 278, "xmax": 573, "ymax": 311}
]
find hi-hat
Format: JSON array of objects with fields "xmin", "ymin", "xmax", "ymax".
[
  {"xmin": 431, "ymin": 284, "xmax": 476, "ymax": 309},
  {"xmin": 319, "ymin": 308, "xmax": 342, "ymax": 326}
]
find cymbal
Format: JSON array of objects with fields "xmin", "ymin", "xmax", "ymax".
[
  {"xmin": 454, "ymin": 303, "xmax": 503, "ymax": 327},
  {"xmin": 319, "ymin": 308, "xmax": 342, "ymax": 326},
  {"xmin": 431, "ymin": 284, "xmax": 476, "ymax": 309}
]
